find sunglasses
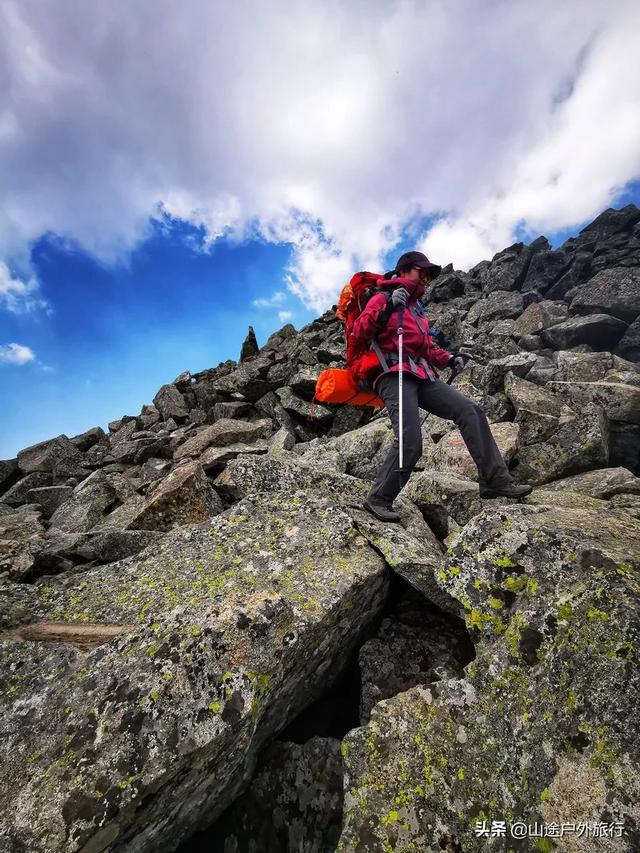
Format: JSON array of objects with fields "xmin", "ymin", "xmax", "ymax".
[{"xmin": 414, "ymin": 267, "xmax": 433, "ymax": 281}]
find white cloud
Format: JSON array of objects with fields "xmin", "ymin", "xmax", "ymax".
[
  {"xmin": 0, "ymin": 261, "xmax": 51, "ymax": 314},
  {"xmin": 251, "ymin": 291, "xmax": 287, "ymax": 309},
  {"xmin": 277, "ymin": 310, "xmax": 293, "ymax": 322},
  {"xmin": 0, "ymin": 342, "xmax": 36, "ymax": 365},
  {"xmin": 0, "ymin": 0, "xmax": 639, "ymax": 313}
]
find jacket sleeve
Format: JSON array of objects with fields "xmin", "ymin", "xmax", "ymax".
[
  {"xmin": 350, "ymin": 293, "xmax": 392, "ymax": 345},
  {"xmin": 424, "ymin": 336, "xmax": 453, "ymax": 368}
]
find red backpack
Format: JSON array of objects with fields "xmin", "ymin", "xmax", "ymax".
[
  {"xmin": 309, "ymin": 272, "xmax": 392, "ymax": 417},
  {"xmin": 336, "ymin": 271, "xmax": 386, "ymax": 367}
]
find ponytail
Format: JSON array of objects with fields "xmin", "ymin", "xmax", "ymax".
[{"xmin": 382, "ymin": 269, "xmax": 396, "ymax": 280}]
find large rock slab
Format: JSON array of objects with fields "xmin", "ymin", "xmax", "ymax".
[
  {"xmin": 129, "ymin": 460, "xmax": 223, "ymax": 531},
  {"xmin": 173, "ymin": 418, "xmax": 272, "ymax": 460},
  {"xmin": 540, "ymin": 314, "xmax": 628, "ymax": 350},
  {"xmin": 48, "ymin": 471, "xmax": 119, "ymax": 533},
  {"xmin": 26, "ymin": 486, "xmax": 74, "ymax": 518},
  {"xmin": 546, "ymin": 380, "xmax": 640, "ymax": 425},
  {"xmin": 276, "ymin": 387, "xmax": 333, "ymax": 423},
  {"xmin": 534, "ymin": 467, "xmax": 640, "ymax": 499},
  {"xmin": 349, "ymin": 504, "xmax": 457, "ymax": 617},
  {"xmin": 2, "ymin": 472, "xmax": 54, "ymax": 507},
  {"xmin": 152, "ymin": 383, "xmax": 190, "ymax": 422},
  {"xmin": 296, "ymin": 420, "xmax": 394, "ymax": 482},
  {"xmin": 466, "ymin": 290, "xmax": 524, "ymax": 325},
  {"xmin": 0, "ymin": 492, "xmax": 388, "ymax": 853},
  {"xmin": 338, "ymin": 503, "xmax": 640, "ymax": 852},
  {"xmin": 404, "ymin": 471, "xmax": 498, "ymax": 540},
  {"xmin": 511, "ymin": 299, "xmax": 568, "ymax": 337},
  {"xmin": 427, "ymin": 422, "xmax": 519, "ymax": 482},
  {"xmin": 16, "ymin": 434, "xmax": 87, "ymax": 478},
  {"xmin": 209, "ymin": 357, "xmax": 274, "ymax": 402},
  {"xmin": 471, "ymin": 352, "xmax": 537, "ymax": 394},
  {"xmin": 569, "ymin": 267, "xmax": 640, "ymax": 323},
  {"xmin": 512, "ymin": 404, "xmax": 609, "ymax": 485}
]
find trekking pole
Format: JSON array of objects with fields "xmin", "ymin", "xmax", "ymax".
[{"xmin": 396, "ymin": 305, "xmax": 405, "ymax": 491}]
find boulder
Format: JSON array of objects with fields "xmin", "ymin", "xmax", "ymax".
[
  {"xmin": 466, "ymin": 290, "xmax": 524, "ymax": 325},
  {"xmin": 129, "ymin": 460, "xmax": 223, "ymax": 532},
  {"xmin": 69, "ymin": 426, "xmax": 106, "ymax": 452},
  {"xmin": 512, "ymin": 404, "xmax": 609, "ymax": 485},
  {"xmin": 2, "ymin": 472, "xmax": 54, "ymax": 507},
  {"xmin": 404, "ymin": 470, "xmax": 486, "ymax": 539},
  {"xmin": 503, "ymin": 373, "xmax": 561, "ymax": 415},
  {"xmin": 349, "ymin": 503, "xmax": 458, "ymax": 616},
  {"xmin": 152, "ymin": 384, "xmax": 190, "ymax": 422},
  {"xmin": 139, "ymin": 458, "xmax": 173, "ymax": 489},
  {"xmin": 569, "ymin": 267, "xmax": 640, "ymax": 323},
  {"xmin": 478, "ymin": 241, "xmax": 538, "ymax": 294},
  {"xmin": 108, "ymin": 415, "xmax": 139, "ymax": 433},
  {"xmin": 545, "ymin": 250, "xmax": 593, "ymax": 300},
  {"xmin": 511, "ymin": 300, "xmax": 568, "ymax": 337},
  {"xmin": 0, "ymin": 492, "xmax": 387, "ymax": 852},
  {"xmin": 546, "ymin": 381, "xmax": 640, "ymax": 425},
  {"xmin": 208, "ymin": 401, "xmax": 253, "ymax": 422},
  {"xmin": 534, "ymin": 467, "xmax": 640, "ymax": 499},
  {"xmin": 520, "ymin": 249, "xmax": 571, "ymax": 294},
  {"xmin": 48, "ymin": 471, "xmax": 119, "ymax": 534},
  {"xmin": 275, "ymin": 387, "xmax": 333, "ymax": 423},
  {"xmin": 173, "ymin": 419, "xmax": 272, "ymax": 461},
  {"xmin": 289, "ymin": 367, "xmax": 324, "ymax": 397},
  {"xmin": 0, "ymin": 504, "xmax": 46, "ymax": 581},
  {"xmin": 25, "ymin": 486, "xmax": 74, "ymax": 519},
  {"xmin": 16, "ymin": 435, "xmax": 87, "ymax": 478},
  {"xmin": 199, "ymin": 441, "xmax": 270, "ymax": 472},
  {"xmin": 0, "ymin": 459, "xmax": 19, "ymax": 496},
  {"xmin": 338, "ymin": 503, "xmax": 640, "ymax": 852},
  {"xmin": 427, "ymin": 422, "xmax": 519, "ymax": 482},
  {"xmin": 618, "ymin": 315, "xmax": 640, "ymax": 362},
  {"xmin": 209, "ymin": 357, "xmax": 274, "ymax": 402},
  {"xmin": 296, "ymin": 419, "xmax": 394, "ymax": 482},
  {"xmin": 540, "ymin": 314, "xmax": 628, "ymax": 350},
  {"xmin": 471, "ymin": 352, "xmax": 537, "ymax": 394}
]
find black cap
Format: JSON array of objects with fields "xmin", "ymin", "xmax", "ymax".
[{"xmin": 395, "ymin": 251, "xmax": 441, "ymax": 279}]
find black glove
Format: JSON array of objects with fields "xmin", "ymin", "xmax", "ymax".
[
  {"xmin": 391, "ymin": 287, "xmax": 409, "ymax": 308},
  {"xmin": 448, "ymin": 352, "xmax": 473, "ymax": 373}
]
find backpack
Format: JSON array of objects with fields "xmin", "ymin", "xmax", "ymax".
[{"xmin": 336, "ymin": 271, "xmax": 393, "ymax": 369}]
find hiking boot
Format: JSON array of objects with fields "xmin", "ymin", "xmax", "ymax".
[
  {"xmin": 479, "ymin": 481, "xmax": 533, "ymax": 499},
  {"xmin": 363, "ymin": 497, "xmax": 400, "ymax": 522}
]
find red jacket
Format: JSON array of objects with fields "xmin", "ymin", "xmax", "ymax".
[{"xmin": 349, "ymin": 276, "xmax": 452, "ymax": 388}]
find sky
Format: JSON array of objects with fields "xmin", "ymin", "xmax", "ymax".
[{"xmin": 1, "ymin": 0, "xmax": 640, "ymax": 459}]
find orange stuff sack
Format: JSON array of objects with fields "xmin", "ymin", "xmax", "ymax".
[{"xmin": 314, "ymin": 368, "xmax": 384, "ymax": 407}]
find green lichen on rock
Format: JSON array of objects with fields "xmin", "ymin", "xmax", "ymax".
[
  {"xmin": 337, "ymin": 503, "xmax": 640, "ymax": 851},
  {"xmin": 0, "ymin": 475, "xmax": 390, "ymax": 853}
]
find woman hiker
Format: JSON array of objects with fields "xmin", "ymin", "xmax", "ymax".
[{"xmin": 352, "ymin": 251, "xmax": 533, "ymax": 522}]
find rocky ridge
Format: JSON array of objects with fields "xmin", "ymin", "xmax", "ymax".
[{"xmin": 1, "ymin": 204, "xmax": 640, "ymax": 852}]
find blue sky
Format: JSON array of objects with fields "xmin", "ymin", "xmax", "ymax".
[
  {"xmin": 0, "ymin": 223, "xmax": 317, "ymax": 457},
  {"xmin": 1, "ymin": 1, "xmax": 639, "ymax": 459}
]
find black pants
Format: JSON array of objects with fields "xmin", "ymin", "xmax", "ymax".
[{"xmin": 368, "ymin": 372, "xmax": 512, "ymax": 505}]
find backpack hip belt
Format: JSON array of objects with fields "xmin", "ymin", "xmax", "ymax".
[{"xmin": 370, "ymin": 338, "xmax": 437, "ymax": 382}]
